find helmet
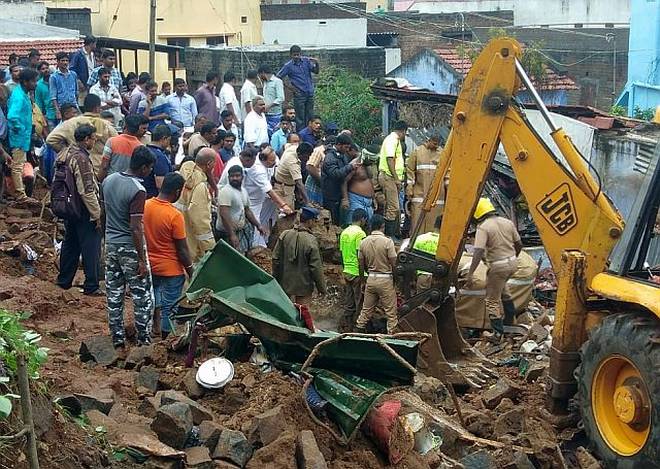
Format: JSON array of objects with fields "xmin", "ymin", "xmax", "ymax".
[{"xmin": 474, "ymin": 197, "xmax": 496, "ymax": 220}]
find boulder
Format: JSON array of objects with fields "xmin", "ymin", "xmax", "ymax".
[
  {"xmin": 157, "ymin": 390, "xmax": 213, "ymax": 425},
  {"xmin": 295, "ymin": 430, "xmax": 328, "ymax": 469},
  {"xmin": 74, "ymin": 391, "xmax": 115, "ymax": 415},
  {"xmin": 248, "ymin": 405, "xmax": 286, "ymax": 446},
  {"xmin": 139, "ymin": 395, "xmax": 162, "ymax": 418},
  {"xmin": 151, "ymin": 403, "xmax": 193, "ymax": 450},
  {"xmin": 212, "ymin": 429, "xmax": 252, "ymax": 467},
  {"xmin": 185, "ymin": 446, "xmax": 213, "ymax": 469},
  {"xmin": 183, "ymin": 368, "xmax": 205, "ymax": 400},
  {"xmin": 136, "ymin": 366, "xmax": 161, "ymax": 394},
  {"xmin": 199, "ymin": 421, "xmax": 223, "ymax": 451},
  {"xmin": 125, "ymin": 345, "xmax": 155, "ymax": 369},
  {"xmin": 79, "ymin": 336, "xmax": 118, "ymax": 366},
  {"xmin": 482, "ymin": 378, "xmax": 520, "ymax": 409}
]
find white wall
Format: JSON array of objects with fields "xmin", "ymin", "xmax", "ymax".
[
  {"xmin": 409, "ymin": 0, "xmax": 629, "ymax": 27},
  {"xmin": 1, "ymin": 1, "xmax": 47, "ymax": 23},
  {"xmin": 385, "ymin": 47, "xmax": 402, "ymax": 74},
  {"xmin": 262, "ymin": 18, "xmax": 367, "ymax": 47}
]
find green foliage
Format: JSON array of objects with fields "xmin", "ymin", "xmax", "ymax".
[
  {"xmin": 610, "ymin": 104, "xmax": 627, "ymax": 117},
  {"xmin": 314, "ymin": 66, "xmax": 382, "ymax": 144},
  {"xmin": 633, "ymin": 106, "xmax": 655, "ymax": 121},
  {"xmin": 0, "ymin": 309, "xmax": 48, "ymax": 420}
]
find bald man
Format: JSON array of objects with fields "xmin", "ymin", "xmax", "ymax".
[{"xmin": 175, "ymin": 147, "xmax": 217, "ymax": 262}]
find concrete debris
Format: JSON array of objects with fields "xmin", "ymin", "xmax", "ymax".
[
  {"xmin": 526, "ymin": 323, "xmax": 550, "ymax": 343},
  {"xmin": 459, "ymin": 449, "xmax": 498, "ymax": 469},
  {"xmin": 135, "ymin": 365, "xmax": 161, "ymax": 394},
  {"xmin": 524, "ymin": 363, "xmax": 546, "ymax": 383},
  {"xmin": 482, "ymin": 378, "xmax": 521, "ymax": 409},
  {"xmin": 151, "ymin": 402, "xmax": 194, "ymax": 450},
  {"xmin": 504, "ymin": 451, "xmax": 535, "ymax": 469},
  {"xmin": 199, "ymin": 420, "xmax": 223, "ymax": 451},
  {"xmin": 493, "ymin": 407, "xmax": 524, "ymax": 436},
  {"xmin": 212, "ymin": 429, "xmax": 253, "ymax": 467},
  {"xmin": 185, "ymin": 446, "xmax": 213, "ymax": 468},
  {"xmin": 296, "ymin": 430, "xmax": 328, "ymax": 469},
  {"xmin": 575, "ymin": 446, "xmax": 602, "ymax": 469},
  {"xmin": 157, "ymin": 389, "xmax": 214, "ymax": 425},
  {"xmin": 248, "ymin": 405, "xmax": 287, "ymax": 446},
  {"xmin": 79, "ymin": 336, "xmax": 118, "ymax": 366}
]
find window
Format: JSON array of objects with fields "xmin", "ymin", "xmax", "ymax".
[
  {"xmin": 166, "ymin": 38, "xmax": 190, "ymax": 68},
  {"xmin": 206, "ymin": 36, "xmax": 227, "ymax": 46},
  {"xmin": 241, "ymin": 16, "xmax": 248, "ymax": 24}
]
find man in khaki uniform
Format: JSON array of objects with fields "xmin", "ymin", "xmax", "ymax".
[
  {"xmin": 466, "ymin": 198, "xmax": 522, "ymax": 338},
  {"xmin": 354, "ymin": 214, "xmax": 398, "ymax": 333},
  {"xmin": 378, "ymin": 120, "xmax": 408, "ymax": 238},
  {"xmin": 406, "ymin": 134, "xmax": 444, "ymax": 234},
  {"xmin": 46, "ymin": 93, "xmax": 118, "ymax": 175},
  {"xmin": 274, "ymin": 142, "xmax": 312, "ymax": 208}
]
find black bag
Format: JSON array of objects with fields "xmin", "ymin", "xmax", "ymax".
[{"xmin": 51, "ymin": 151, "xmax": 83, "ymax": 221}]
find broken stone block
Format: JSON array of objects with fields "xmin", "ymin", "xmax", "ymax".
[
  {"xmin": 575, "ymin": 446, "xmax": 602, "ymax": 469},
  {"xmin": 158, "ymin": 390, "xmax": 213, "ymax": 425},
  {"xmin": 482, "ymin": 378, "xmax": 520, "ymax": 409},
  {"xmin": 151, "ymin": 403, "xmax": 193, "ymax": 450},
  {"xmin": 248, "ymin": 405, "xmax": 286, "ymax": 446},
  {"xmin": 139, "ymin": 395, "xmax": 162, "ymax": 418},
  {"xmin": 125, "ymin": 344, "xmax": 155, "ymax": 369},
  {"xmin": 459, "ymin": 449, "xmax": 498, "ymax": 469},
  {"xmin": 199, "ymin": 420, "xmax": 223, "ymax": 451},
  {"xmin": 295, "ymin": 430, "xmax": 328, "ymax": 469},
  {"xmin": 79, "ymin": 336, "xmax": 118, "ymax": 366},
  {"xmin": 135, "ymin": 366, "xmax": 161, "ymax": 394},
  {"xmin": 494, "ymin": 407, "xmax": 524, "ymax": 436},
  {"xmin": 183, "ymin": 368, "xmax": 205, "ymax": 400},
  {"xmin": 212, "ymin": 429, "xmax": 252, "ymax": 467},
  {"xmin": 74, "ymin": 392, "xmax": 115, "ymax": 415},
  {"xmin": 185, "ymin": 446, "xmax": 213, "ymax": 469},
  {"xmin": 524, "ymin": 363, "xmax": 546, "ymax": 383}
]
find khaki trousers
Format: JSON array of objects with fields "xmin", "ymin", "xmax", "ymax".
[
  {"xmin": 485, "ymin": 259, "xmax": 517, "ymax": 320},
  {"xmin": 10, "ymin": 148, "xmax": 27, "ymax": 199},
  {"xmin": 355, "ymin": 276, "xmax": 398, "ymax": 333},
  {"xmin": 341, "ymin": 274, "xmax": 364, "ymax": 330},
  {"xmin": 378, "ymin": 171, "xmax": 400, "ymax": 222}
]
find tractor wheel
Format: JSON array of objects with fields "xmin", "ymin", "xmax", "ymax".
[{"xmin": 577, "ymin": 313, "xmax": 660, "ymax": 468}]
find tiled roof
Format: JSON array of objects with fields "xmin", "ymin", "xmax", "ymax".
[
  {"xmin": 434, "ymin": 47, "xmax": 578, "ymax": 91},
  {"xmin": 0, "ymin": 39, "xmax": 83, "ymax": 68}
]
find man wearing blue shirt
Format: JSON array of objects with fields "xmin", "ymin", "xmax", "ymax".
[
  {"xmin": 49, "ymin": 51, "xmax": 79, "ymax": 122},
  {"xmin": 277, "ymin": 45, "xmax": 319, "ymax": 130},
  {"xmin": 69, "ymin": 36, "xmax": 97, "ymax": 91},
  {"xmin": 167, "ymin": 78, "xmax": 197, "ymax": 127},
  {"xmin": 298, "ymin": 115, "xmax": 322, "ymax": 147},
  {"xmin": 143, "ymin": 124, "xmax": 174, "ymax": 198}
]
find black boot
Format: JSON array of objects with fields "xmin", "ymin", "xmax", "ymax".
[{"xmin": 502, "ymin": 300, "xmax": 517, "ymax": 326}]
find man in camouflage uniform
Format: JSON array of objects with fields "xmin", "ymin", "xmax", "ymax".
[{"xmin": 102, "ymin": 145, "xmax": 156, "ymax": 347}]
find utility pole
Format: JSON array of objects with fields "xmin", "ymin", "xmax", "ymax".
[{"xmin": 149, "ymin": 0, "xmax": 156, "ymax": 77}]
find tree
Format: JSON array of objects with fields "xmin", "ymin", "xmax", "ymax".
[{"xmin": 314, "ymin": 66, "xmax": 382, "ymax": 144}]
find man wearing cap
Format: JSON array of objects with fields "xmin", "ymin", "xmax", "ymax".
[
  {"xmin": 339, "ymin": 208, "xmax": 368, "ymax": 331},
  {"xmin": 354, "ymin": 214, "xmax": 398, "ymax": 334},
  {"xmin": 406, "ymin": 134, "xmax": 444, "ymax": 233},
  {"xmin": 272, "ymin": 207, "xmax": 327, "ymax": 305},
  {"xmin": 378, "ymin": 120, "xmax": 408, "ymax": 239},
  {"xmin": 466, "ymin": 198, "xmax": 522, "ymax": 338}
]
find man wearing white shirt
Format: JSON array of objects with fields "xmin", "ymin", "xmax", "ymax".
[
  {"xmin": 89, "ymin": 67, "xmax": 122, "ymax": 130},
  {"xmin": 218, "ymin": 71, "xmax": 240, "ymax": 124},
  {"xmin": 240, "ymin": 70, "xmax": 258, "ymax": 119},
  {"xmin": 167, "ymin": 78, "xmax": 197, "ymax": 127},
  {"xmin": 243, "ymin": 96, "xmax": 269, "ymax": 149}
]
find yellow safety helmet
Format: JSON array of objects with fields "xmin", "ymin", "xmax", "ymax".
[{"xmin": 474, "ymin": 197, "xmax": 496, "ymax": 220}]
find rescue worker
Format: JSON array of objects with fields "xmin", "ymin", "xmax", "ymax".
[
  {"xmin": 273, "ymin": 141, "xmax": 312, "ymax": 208},
  {"xmin": 411, "ymin": 216, "xmax": 441, "ymax": 290},
  {"xmin": 272, "ymin": 206, "xmax": 327, "ymax": 305},
  {"xmin": 354, "ymin": 214, "xmax": 398, "ymax": 334},
  {"xmin": 406, "ymin": 134, "xmax": 444, "ymax": 234},
  {"xmin": 339, "ymin": 208, "xmax": 368, "ymax": 331},
  {"xmin": 378, "ymin": 120, "xmax": 407, "ymax": 239},
  {"xmin": 466, "ymin": 198, "xmax": 522, "ymax": 338},
  {"xmin": 175, "ymin": 148, "xmax": 216, "ymax": 263}
]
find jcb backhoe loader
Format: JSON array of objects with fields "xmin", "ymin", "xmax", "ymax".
[{"xmin": 395, "ymin": 37, "xmax": 659, "ymax": 467}]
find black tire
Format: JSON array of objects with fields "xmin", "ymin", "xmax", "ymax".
[{"xmin": 577, "ymin": 313, "xmax": 660, "ymax": 469}]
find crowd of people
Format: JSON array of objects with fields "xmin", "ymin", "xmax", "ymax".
[{"xmin": 0, "ymin": 37, "xmax": 523, "ymax": 346}]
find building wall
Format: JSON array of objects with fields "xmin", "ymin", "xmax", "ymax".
[
  {"xmin": 402, "ymin": 0, "xmax": 630, "ymax": 27},
  {"xmin": 262, "ymin": 18, "xmax": 367, "ymax": 47},
  {"xmin": 1, "ymin": 1, "xmax": 47, "ymax": 23},
  {"xmin": 385, "ymin": 48, "xmax": 401, "ymax": 73},
  {"xmin": 41, "ymin": 0, "xmax": 262, "ymax": 82},
  {"xmin": 46, "ymin": 8, "xmax": 93, "ymax": 37},
  {"xmin": 387, "ymin": 50, "xmax": 461, "ymax": 94}
]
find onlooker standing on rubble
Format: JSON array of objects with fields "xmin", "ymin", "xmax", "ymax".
[
  {"xmin": 219, "ymin": 110, "xmax": 241, "ymax": 154},
  {"xmin": 49, "ymin": 52, "xmax": 79, "ymax": 120},
  {"xmin": 339, "ymin": 208, "xmax": 368, "ymax": 331},
  {"xmin": 378, "ymin": 120, "xmax": 408, "ymax": 239},
  {"xmin": 187, "ymin": 121, "xmax": 217, "ymax": 159},
  {"xmin": 89, "ymin": 67, "xmax": 123, "ymax": 130},
  {"xmin": 55, "ymin": 123, "xmax": 103, "ymax": 296},
  {"xmin": 258, "ymin": 64, "xmax": 285, "ymax": 136},
  {"xmin": 102, "ymin": 146, "xmax": 156, "ymax": 348},
  {"xmin": 270, "ymin": 118, "xmax": 293, "ymax": 155},
  {"xmin": 274, "ymin": 142, "xmax": 312, "ymax": 209},
  {"xmin": 144, "ymin": 172, "xmax": 194, "ymax": 339},
  {"xmin": 98, "ymin": 114, "xmax": 149, "ymax": 181},
  {"xmin": 195, "ymin": 71, "xmax": 220, "ymax": 125},
  {"xmin": 466, "ymin": 198, "xmax": 522, "ymax": 338},
  {"xmin": 69, "ymin": 36, "xmax": 97, "ymax": 91},
  {"xmin": 272, "ymin": 206, "xmax": 326, "ymax": 305},
  {"xmin": 243, "ymin": 96, "xmax": 269, "ymax": 149},
  {"xmin": 167, "ymin": 78, "xmax": 197, "ymax": 128},
  {"xmin": 322, "ymin": 133, "xmax": 360, "ymax": 225},
  {"xmin": 176, "ymin": 148, "xmax": 217, "ymax": 262},
  {"xmin": 240, "ymin": 70, "xmax": 258, "ymax": 118},
  {"xmin": 218, "ymin": 71, "xmax": 240, "ymax": 124},
  {"xmin": 87, "ymin": 49, "xmax": 123, "ymax": 90},
  {"xmin": 35, "ymin": 61, "xmax": 56, "ymax": 131},
  {"xmin": 138, "ymin": 81, "xmax": 171, "ymax": 132},
  {"xmin": 277, "ymin": 45, "xmax": 319, "ymax": 129},
  {"xmin": 143, "ymin": 124, "xmax": 174, "ymax": 198},
  {"xmin": 406, "ymin": 134, "xmax": 444, "ymax": 234},
  {"xmin": 354, "ymin": 214, "xmax": 398, "ymax": 334}
]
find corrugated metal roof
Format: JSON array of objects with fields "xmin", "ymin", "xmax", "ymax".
[{"xmin": 0, "ymin": 19, "xmax": 79, "ymax": 41}]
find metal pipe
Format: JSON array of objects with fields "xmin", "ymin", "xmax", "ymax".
[{"xmin": 514, "ymin": 59, "xmax": 558, "ymax": 132}]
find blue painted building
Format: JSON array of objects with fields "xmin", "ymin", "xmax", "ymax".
[
  {"xmin": 388, "ymin": 46, "xmax": 578, "ymax": 105},
  {"xmin": 616, "ymin": 0, "xmax": 660, "ymax": 118}
]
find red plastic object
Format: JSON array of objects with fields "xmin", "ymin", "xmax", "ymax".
[
  {"xmin": 296, "ymin": 303, "xmax": 315, "ymax": 332},
  {"xmin": 363, "ymin": 400, "xmax": 405, "ymax": 464}
]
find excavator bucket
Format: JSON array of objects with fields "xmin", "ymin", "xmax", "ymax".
[{"xmin": 397, "ymin": 295, "xmax": 496, "ymax": 388}]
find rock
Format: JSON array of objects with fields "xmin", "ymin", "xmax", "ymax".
[
  {"xmin": 185, "ymin": 446, "xmax": 213, "ymax": 468},
  {"xmin": 151, "ymin": 403, "xmax": 193, "ymax": 450},
  {"xmin": 140, "ymin": 395, "xmax": 162, "ymax": 418},
  {"xmin": 54, "ymin": 395, "xmax": 82, "ymax": 416},
  {"xmin": 199, "ymin": 421, "xmax": 223, "ymax": 451},
  {"xmin": 79, "ymin": 336, "xmax": 118, "ymax": 366},
  {"xmin": 575, "ymin": 446, "xmax": 602, "ymax": 469},
  {"xmin": 459, "ymin": 449, "xmax": 498, "ymax": 469},
  {"xmin": 248, "ymin": 405, "xmax": 286, "ymax": 446},
  {"xmin": 494, "ymin": 407, "xmax": 524, "ymax": 436},
  {"xmin": 482, "ymin": 378, "xmax": 520, "ymax": 409},
  {"xmin": 245, "ymin": 431, "xmax": 296, "ymax": 469},
  {"xmin": 125, "ymin": 345, "xmax": 155, "ymax": 369},
  {"xmin": 183, "ymin": 369, "xmax": 205, "ymax": 399},
  {"xmin": 295, "ymin": 430, "xmax": 328, "ymax": 469},
  {"xmin": 136, "ymin": 366, "xmax": 161, "ymax": 394},
  {"xmin": 502, "ymin": 451, "xmax": 535, "ymax": 469},
  {"xmin": 494, "ymin": 398, "xmax": 515, "ymax": 413},
  {"xmin": 85, "ymin": 410, "xmax": 117, "ymax": 432},
  {"xmin": 145, "ymin": 457, "xmax": 182, "ymax": 469},
  {"xmin": 524, "ymin": 363, "xmax": 546, "ymax": 383},
  {"xmin": 464, "ymin": 409, "xmax": 494, "ymax": 439},
  {"xmin": 74, "ymin": 392, "xmax": 115, "ymax": 415},
  {"xmin": 212, "ymin": 429, "xmax": 252, "ymax": 467},
  {"xmin": 158, "ymin": 390, "xmax": 213, "ymax": 425},
  {"xmin": 527, "ymin": 323, "xmax": 549, "ymax": 343}
]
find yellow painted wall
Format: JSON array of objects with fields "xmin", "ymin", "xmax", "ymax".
[{"xmin": 42, "ymin": 0, "xmax": 262, "ymax": 82}]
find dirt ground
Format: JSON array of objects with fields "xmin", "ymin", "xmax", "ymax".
[{"xmin": 0, "ymin": 199, "xmax": 599, "ymax": 469}]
